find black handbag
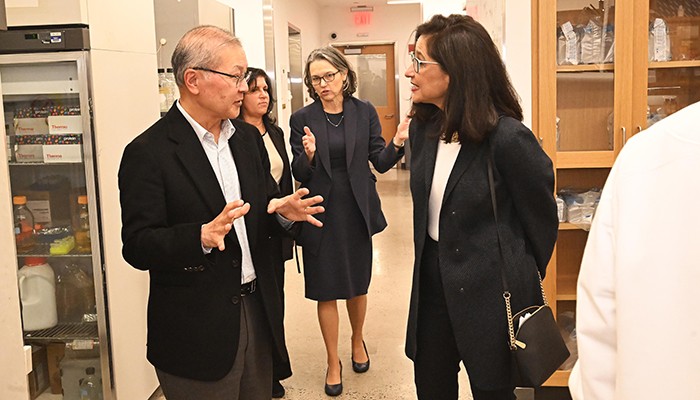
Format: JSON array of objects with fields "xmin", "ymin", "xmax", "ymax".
[{"xmin": 486, "ymin": 150, "xmax": 570, "ymax": 387}]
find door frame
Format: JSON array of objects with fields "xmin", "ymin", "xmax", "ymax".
[{"xmin": 332, "ymin": 41, "xmax": 400, "ymax": 143}]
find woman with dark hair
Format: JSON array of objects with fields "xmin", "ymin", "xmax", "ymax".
[
  {"xmin": 398, "ymin": 14, "xmax": 558, "ymax": 400},
  {"xmin": 290, "ymin": 46, "xmax": 405, "ymax": 396},
  {"xmin": 238, "ymin": 67, "xmax": 292, "ymax": 399}
]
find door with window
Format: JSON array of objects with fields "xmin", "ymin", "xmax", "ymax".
[{"xmin": 335, "ymin": 44, "xmax": 397, "ymax": 144}]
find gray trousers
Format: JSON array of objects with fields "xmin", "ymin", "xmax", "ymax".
[{"xmin": 156, "ymin": 291, "xmax": 273, "ymax": 400}]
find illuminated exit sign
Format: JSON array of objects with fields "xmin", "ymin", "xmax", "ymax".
[{"xmin": 354, "ymin": 12, "xmax": 371, "ymax": 26}]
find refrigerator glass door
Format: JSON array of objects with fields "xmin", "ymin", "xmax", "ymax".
[{"xmin": 0, "ymin": 51, "xmax": 111, "ymax": 400}]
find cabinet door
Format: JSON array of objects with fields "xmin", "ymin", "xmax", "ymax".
[
  {"xmin": 0, "ymin": 52, "xmax": 111, "ymax": 400},
  {"xmin": 632, "ymin": 0, "xmax": 700, "ymax": 135},
  {"xmin": 535, "ymin": 0, "xmax": 634, "ymax": 387}
]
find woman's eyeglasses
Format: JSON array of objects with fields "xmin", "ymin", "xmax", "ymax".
[
  {"xmin": 410, "ymin": 52, "xmax": 440, "ymax": 73},
  {"xmin": 192, "ymin": 67, "xmax": 252, "ymax": 87},
  {"xmin": 310, "ymin": 70, "xmax": 341, "ymax": 86}
]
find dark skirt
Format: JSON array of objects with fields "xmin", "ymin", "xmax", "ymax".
[{"xmin": 303, "ymin": 167, "xmax": 371, "ymax": 301}]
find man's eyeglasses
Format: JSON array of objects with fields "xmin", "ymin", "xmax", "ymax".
[
  {"xmin": 310, "ymin": 70, "xmax": 341, "ymax": 86},
  {"xmin": 192, "ymin": 67, "xmax": 251, "ymax": 87},
  {"xmin": 410, "ymin": 52, "xmax": 440, "ymax": 73}
]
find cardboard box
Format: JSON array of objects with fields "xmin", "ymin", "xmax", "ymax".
[
  {"xmin": 14, "ymin": 118, "xmax": 49, "ymax": 135},
  {"xmin": 28, "ymin": 345, "xmax": 49, "ymax": 400},
  {"xmin": 43, "ymin": 144, "xmax": 82, "ymax": 163},
  {"xmin": 46, "ymin": 344, "xmax": 65, "ymax": 394},
  {"xmin": 15, "ymin": 144, "xmax": 44, "ymax": 162},
  {"xmin": 24, "ymin": 176, "xmax": 72, "ymax": 225},
  {"xmin": 48, "ymin": 115, "xmax": 82, "ymax": 134}
]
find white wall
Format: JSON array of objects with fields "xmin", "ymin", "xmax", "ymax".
[
  {"xmin": 5, "ymin": 0, "xmax": 87, "ymax": 26},
  {"xmin": 85, "ymin": 0, "xmax": 161, "ymax": 398},
  {"xmin": 418, "ymin": 0, "xmax": 533, "ymax": 127},
  {"xmin": 271, "ymin": 0, "xmax": 323, "ymax": 137},
  {"xmin": 225, "ymin": 0, "xmax": 266, "ymax": 68},
  {"xmin": 319, "ymin": 4, "xmax": 421, "ymax": 130}
]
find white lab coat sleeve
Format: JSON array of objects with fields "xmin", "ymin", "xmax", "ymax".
[{"xmin": 575, "ymin": 165, "xmax": 619, "ymax": 400}]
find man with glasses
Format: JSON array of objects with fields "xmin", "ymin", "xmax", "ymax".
[{"xmin": 119, "ymin": 25, "xmax": 324, "ymax": 400}]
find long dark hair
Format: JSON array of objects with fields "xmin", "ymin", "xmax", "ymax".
[
  {"xmin": 303, "ymin": 46, "xmax": 358, "ymax": 100},
  {"xmin": 239, "ymin": 67, "xmax": 277, "ymax": 126},
  {"xmin": 410, "ymin": 14, "xmax": 522, "ymax": 143}
]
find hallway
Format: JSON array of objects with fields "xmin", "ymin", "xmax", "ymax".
[{"xmin": 278, "ymin": 167, "xmax": 473, "ymax": 399}]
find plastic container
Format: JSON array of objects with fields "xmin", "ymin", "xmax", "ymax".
[
  {"xmin": 18, "ymin": 257, "xmax": 58, "ymax": 331},
  {"xmin": 60, "ymin": 357, "xmax": 102, "ymax": 400},
  {"xmin": 75, "ymin": 195, "xmax": 91, "ymax": 253},
  {"xmin": 158, "ymin": 68, "xmax": 171, "ymax": 113},
  {"xmin": 166, "ymin": 67, "xmax": 179, "ymax": 104},
  {"xmin": 79, "ymin": 367, "xmax": 102, "ymax": 400},
  {"xmin": 13, "ymin": 195, "xmax": 36, "ymax": 252}
]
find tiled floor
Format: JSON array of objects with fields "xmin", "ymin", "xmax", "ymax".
[{"xmin": 151, "ymin": 167, "xmax": 475, "ymax": 399}]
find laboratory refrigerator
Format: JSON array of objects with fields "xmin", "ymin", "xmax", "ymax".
[{"xmin": 0, "ymin": 25, "xmax": 114, "ymax": 400}]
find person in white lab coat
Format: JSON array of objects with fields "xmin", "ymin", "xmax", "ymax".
[{"xmin": 570, "ymin": 100, "xmax": 700, "ymax": 399}]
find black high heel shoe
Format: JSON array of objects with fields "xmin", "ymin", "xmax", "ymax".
[
  {"xmin": 324, "ymin": 361, "xmax": 343, "ymax": 396},
  {"xmin": 352, "ymin": 340, "xmax": 370, "ymax": 373}
]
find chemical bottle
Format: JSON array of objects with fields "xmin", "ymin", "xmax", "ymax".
[
  {"xmin": 18, "ymin": 257, "xmax": 58, "ymax": 331},
  {"xmin": 79, "ymin": 367, "xmax": 103, "ymax": 400},
  {"xmin": 75, "ymin": 195, "xmax": 91, "ymax": 253},
  {"xmin": 166, "ymin": 67, "xmax": 180, "ymax": 105},
  {"xmin": 56, "ymin": 263, "xmax": 96, "ymax": 323},
  {"xmin": 158, "ymin": 68, "xmax": 170, "ymax": 113},
  {"xmin": 13, "ymin": 195, "xmax": 35, "ymax": 252}
]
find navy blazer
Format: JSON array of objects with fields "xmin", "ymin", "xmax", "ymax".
[
  {"xmin": 405, "ymin": 116, "xmax": 558, "ymax": 390},
  {"xmin": 119, "ymin": 106, "xmax": 291, "ymax": 381},
  {"xmin": 289, "ymin": 97, "xmax": 403, "ymax": 253}
]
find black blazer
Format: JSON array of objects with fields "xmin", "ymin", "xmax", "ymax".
[
  {"xmin": 405, "ymin": 116, "xmax": 558, "ymax": 390},
  {"xmin": 119, "ymin": 106, "xmax": 291, "ymax": 381},
  {"xmin": 265, "ymin": 122, "xmax": 294, "ymax": 261},
  {"xmin": 289, "ymin": 97, "xmax": 403, "ymax": 253}
]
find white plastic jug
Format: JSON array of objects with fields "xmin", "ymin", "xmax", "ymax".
[{"xmin": 18, "ymin": 257, "xmax": 58, "ymax": 331}]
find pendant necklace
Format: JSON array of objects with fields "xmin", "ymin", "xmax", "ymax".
[{"xmin": 324, "ymin": 111, "xmax": 344, "ymax": 128}]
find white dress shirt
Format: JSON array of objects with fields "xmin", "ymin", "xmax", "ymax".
[
  {"xmin": 428, "ymin": 139, "xmax": 461, "ymax": 241},
  {"xmin": 177, "ymin": 101, "xmax": 256, "ymax": 284}
]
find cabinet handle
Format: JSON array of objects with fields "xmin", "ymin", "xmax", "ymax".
[
  {"xmin": 637, "ymin": 125, "xmax": 642, "ymax": 133},
  {"xmin": 621, "ymin": 126, "xmax": 627, "ymax": 145},
  {"xmin": 538, "ymin": 136, "xmax": 544, "ymax": 147},
  {"xmin": 384, "ymin": 114, "xmax": 394, "ymax": 119}
]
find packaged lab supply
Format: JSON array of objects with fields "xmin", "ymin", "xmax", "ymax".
[{"xmin": 56, "ymin": 263, "xmax": 96, "ymax": 323}]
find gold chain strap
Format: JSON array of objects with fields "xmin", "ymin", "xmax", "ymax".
[
  {"xmin": 505, "ymin": 272, "xmax": 548, "ymax": 351},
  {"xmin": 504, "ymin": 291, "xmax": 517, "ymax": 350},
  {"xmin": 537, "ymin": 271, "xmax": 548, "ymax": 307}
]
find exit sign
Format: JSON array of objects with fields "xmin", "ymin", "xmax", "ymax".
[{"xmin": 354, "ymin": 12, "xmax": 371, "ymax": 26}]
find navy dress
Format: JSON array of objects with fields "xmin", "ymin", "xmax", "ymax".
[{"xmin": 303, "ymin": 115, "xmax": 371, "ymax": 301}]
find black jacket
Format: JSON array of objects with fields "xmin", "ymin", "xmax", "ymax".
[
  {"xmin": 119, "ymin": 106, "xmax": 291, "ymax": 381},
  {"xmin": 405, "ymin": 116, "xmax": 558, "ymax": 390}
]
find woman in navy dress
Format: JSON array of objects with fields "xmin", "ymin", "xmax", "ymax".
[{"xmin": 289, "ymin": 46, "xmax": 404, "ymax": 396}]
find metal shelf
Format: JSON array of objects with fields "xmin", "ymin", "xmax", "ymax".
[
  {"xmin": 16, "ymin": 245, "xmax": 92, "ymax": 257},
  {"xmin": 24, "ymin": 322, "xmax": 98, "ymax": 342},
  {"xmin": 9, "ymin": 161, "xmax": 85, "ymax": 166}
]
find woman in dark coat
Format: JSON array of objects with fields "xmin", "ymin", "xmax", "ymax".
[
  {"xmin": 239, "ymin": 67, "xmax": 293, "ymax": 398},
  {"xmin": 395, "ymin": 15, "xmax": 559, "ymax": 400},
  {"xmin": 289, "ymin": 46, "xmax": 404, "ymax": 396}
]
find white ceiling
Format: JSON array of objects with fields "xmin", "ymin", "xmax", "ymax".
[{"xmin": 312, "ymin": 0, "xmax": 400, "ymax": 7}]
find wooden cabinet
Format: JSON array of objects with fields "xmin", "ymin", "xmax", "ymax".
[{"xmin": 532, "ymin": 0, "xmax": 700, "ymax": 387}]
